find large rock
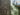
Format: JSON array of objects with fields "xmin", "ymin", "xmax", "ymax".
[{"xmin": 0, "ymin": 0, "xmax": 10, "ymax": 15}]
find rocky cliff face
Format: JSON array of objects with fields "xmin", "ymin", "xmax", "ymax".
[{"xmin": 0, "ymin": 0, "xmax": 10, "ymax": 15}]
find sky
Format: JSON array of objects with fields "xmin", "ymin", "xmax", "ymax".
[{"xmin": 11, "ymin": 0, "xmax": 20, "ymax": 5}]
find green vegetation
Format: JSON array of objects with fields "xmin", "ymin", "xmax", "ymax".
[
  {"xmin": 10, "ymin": 6, "xmax": 13, "ymax": 15},
  {"xmin": 14, "ymin": 11, "xmax": 18, "ymax": 15},
  {"xmin": 10, "ymin": 5, "xmax": 18, "ymax": 15},
  {"xmin": 10, "ymin": 6, "xmax": 13, "ymax": 10}
]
